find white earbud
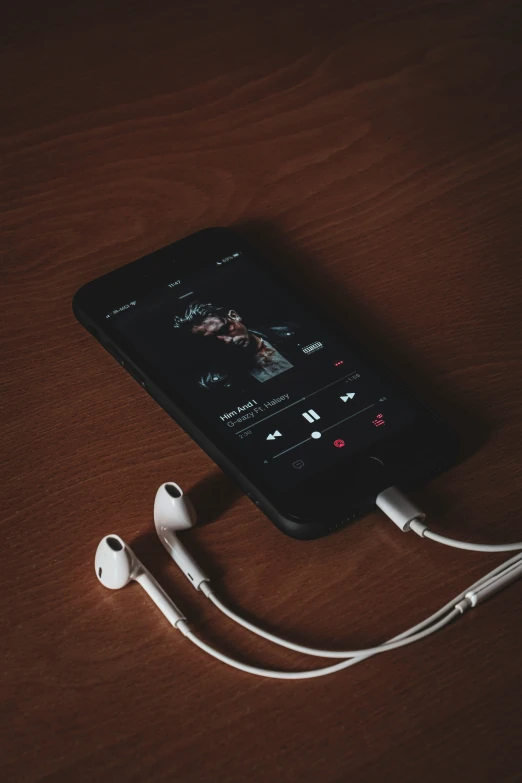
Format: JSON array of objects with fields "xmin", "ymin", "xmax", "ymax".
[
  {"xmin": 154, "ymin": 483, "xmax": 210, "ymax": 590},
  {"xmin": 95, "ymin": 534, "xmax": 186, "ymax": 628}
]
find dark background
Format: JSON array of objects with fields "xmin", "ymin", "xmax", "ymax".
[{"xmin": 1, "ymin": 1, "xmax": 522, "ymax": 782}]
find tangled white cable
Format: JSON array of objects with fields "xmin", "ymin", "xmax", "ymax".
[
  {"xmin": 181, "ymin": 552, "xmax": 521, "ymax": 678},
  {"xmin": 94, "ymin": 483, "xmax": 522, "ymax": 680}
]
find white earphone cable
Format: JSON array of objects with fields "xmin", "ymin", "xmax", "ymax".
[
  {"xmin": 199, "ymin": 553, "xmax": 522, "ymax": 660},
  {"xmin": 410, "ymin": 520, "xmax": 522, "ymax": 552},
  {"xmin": 179, "ymin": 553, "xmax": 522, "ymax": 678},
  {"xmin": 377, "ymin": 486, "xmax": 522, "ymax": 554},
  {"xmin": 146, "ymin": 482, "xmax": 522, "ymax": 679},
  {"xmin": 177, "ymin": 608, "xmax": 460, "ymax": 680}
]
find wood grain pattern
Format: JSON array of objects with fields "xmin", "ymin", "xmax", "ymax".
[{"xmin": 1, "ymin": 1, "xmax": 522, "ymax": 781}]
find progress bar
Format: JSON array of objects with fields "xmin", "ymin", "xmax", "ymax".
[{"xmin": 272, "ymin": 402, "xmax": 376, "ymax": 459}]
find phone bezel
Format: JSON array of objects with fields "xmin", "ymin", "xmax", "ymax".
[{"xmin": 73, "ymin": 227, "xmax": 457, "ymax": 538}]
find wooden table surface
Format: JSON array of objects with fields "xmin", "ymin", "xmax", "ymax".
[{"xmin": 2, "ymin": 1, "xmax": 522, "ymax": 781}]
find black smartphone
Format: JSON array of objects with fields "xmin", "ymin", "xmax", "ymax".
[{"xmin": 73, "ymin": 227, "xmax": 457, "ymax": 539}]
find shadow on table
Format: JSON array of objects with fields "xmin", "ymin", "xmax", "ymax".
[{"xmin": 131, "ymin": 469, "xmax": 241, "ymax": 590}]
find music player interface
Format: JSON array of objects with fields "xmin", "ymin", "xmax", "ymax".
[{"xmin": 110, "ymin": 252, "xmax": 416, "ymax": 489}]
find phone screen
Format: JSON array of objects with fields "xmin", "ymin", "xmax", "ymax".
[{"xmin": 106, "ymin": 250, "xmax": 420, "ymax": 490}]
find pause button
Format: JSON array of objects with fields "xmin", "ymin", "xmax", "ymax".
[{"xmin": 302, "ymin": 409, "xmax": 320, "ymax": 423}]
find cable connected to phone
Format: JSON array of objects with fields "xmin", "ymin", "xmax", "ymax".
[
  {"xmin": 155, "ymin": 482, "xmax": 522, "ymax": 676},
  {"xmin": 409, "ymin": 521, "xmax": 522, "ymax": 552},
  {"xmin": 375, "ymin": 485, "xmax": 522, "ymax": 552},
  {"xmin": 95, "ymin": 482, "xmax": 522, "ymax": 681},
  {"xmin": 180, "ymin": 487, "xmax": 522, "ymax": 666}
]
